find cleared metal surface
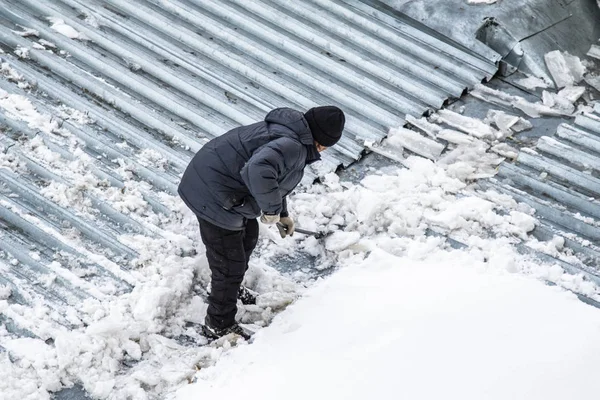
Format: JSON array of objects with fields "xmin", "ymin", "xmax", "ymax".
[{"xmin": 0, "ymin": 0, "xmax": 498, "ymax": 364}]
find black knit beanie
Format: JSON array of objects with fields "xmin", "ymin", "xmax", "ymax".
[{"xmin": 304, "ymin": 106, "xmax": 345, "ymax": 147}]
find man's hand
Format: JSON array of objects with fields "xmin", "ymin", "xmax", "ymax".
[
  {"xmin": 277, "ymin": 216, "xmax": 295, "ymax": 238},
  {"xmin": 260, "ymin": 213, "xmax": 280, "ymax": 225}
]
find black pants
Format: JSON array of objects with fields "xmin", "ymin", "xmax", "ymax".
[{"xmin": 198, "ymin": 217, "xmax": 259, "ymax": 329}]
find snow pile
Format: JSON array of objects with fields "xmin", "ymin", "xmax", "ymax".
[{"xmin": 177, "ymin": 247, "xmax": 600, "ymax": 400}]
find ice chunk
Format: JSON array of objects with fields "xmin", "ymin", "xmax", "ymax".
[
  {"xmin": 485, "ymin": 110, "xmax": 520, "ymax": 132},
  {"xmin": 588, "ymin": 44, "xmax": 600, "ymax": 61},
  {"xmin": 387, "ymin": 127, "xmax": 445, "ymax": 160},
  {"xmin": 405, "ymin": 114, "xmax": 441, "ymax": 138},
  {"xmin": 585, "ymin": 75, "xmax": 600, "ymax": 92},
  {"xmin": 558, "ymin": 86, "xmax": 586, "ymax": 103},
  {"xmin": 544, "ymin": 50, "xmax": 586, "ymax": 88},
  {"xmin": 491, "ymin": 143, "xmax": 519, "ymax": 159},
  {"xmin": 471, "ymin": 84, "xmax": 569, "ymax": 118},
  {"xmin": 515, "ymin": 75, "xmax": 550, "ymax": 90},
  {"xmin": 437, "ymin": 129, "xmax": 476, "ymax": 145},
  {"xmin": 436, "ymin": 109, "xmax": 499, "ymax": 139},
  {"xmin": 542, "ymin": 91, "xmax": 575, "ymax": 115},
  {"xmin": 511, "ymin": 118, "xmax": 533, "ymax": 133}
]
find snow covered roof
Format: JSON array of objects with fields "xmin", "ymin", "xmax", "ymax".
[
  {"xmin": 0, "ymin": 0, "xmax": 499, "ymax": 392},
  {"xmin": 0, "ymin": 4, "xmax": 498, "ymax": 290}
]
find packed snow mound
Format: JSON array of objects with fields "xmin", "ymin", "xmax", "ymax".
[{"xmin": 177, "ymin": 248, "xmax": 600, "ymax": 400}]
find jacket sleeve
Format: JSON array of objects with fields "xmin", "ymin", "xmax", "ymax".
[
  {"xmin": 280, "ymin": 197, "xmax": 289, "ymax": 218},
  {"xmin": 241, "ymin": 137, "xmax": 301, "ymax": 215}
]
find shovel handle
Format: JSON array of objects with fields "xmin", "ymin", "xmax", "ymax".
[{"xmin": 277, "ymin": 223, "xmax": 324, "ymax": 239}]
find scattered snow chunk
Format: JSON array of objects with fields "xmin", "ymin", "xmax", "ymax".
[
  {"xmin": 0, "ymin": 63, "xmax": 23, "ymax": 82},
  {"xmin": 436, "ymin": 129, "xmax": 475, "ymax": 145},
  {"xmin": 515, "ymin": 75, "xmax": 550, "ymax": 90},
  {"xmin": 467, "ymin": 0, "xmax": 496, "ymax": 3},
  {"xmin": 12, "ymin": 27, "xmax": 39, "ymax": 37},
  {"xmin": 436, "ymin": 109, "xmax": 499, "ymax": 139},
  {"xmin": 48, "ymin": 18, "xmax": 85, "ymax": 40},
  {"xmin": 405, "ymin": 114, "xmax": 441, "ymax": 138},
  {"xmin": 491, "ymin": 143, "xmax": 518, "ymax": 159},
  {"xmin": 14, "ymin": 46, "xmax": 29, "ymax": 59},
  {"xmin": 387, "ymin": 127, "xmax": 445, "ymax": 160},
  {"xmin": 588, "ymin": 44, "xmax": 600, "ymax": 61},
  {"xmin": 485, "ymin": 110, "xmax": 519, "ymax": 133},
  {"xmin": 55, "ymin": 104, "xmax": 93, "ymax": 125},
  {"xmin": 39, "ymin": 39, "xmax": 56, "ymax": 48},
  {"xmin": 0, "ymin": 285, "xmax": 11, "ymax": 300},
  {"xmin": 511, "ymin": 118, "xmax": 533, "ymax": 133},
  {"xmin": 544, "ymin": 50, "xmax": 586, "ymax": 89},
  {"xmin": 138, "ymin": 148, "xmax": 168, "ymax": 170},
  {"xmin": 584, "ymin": 75, "xmax": 600, "ymax": 92},
  {"xmin": 558, "ymin": 86, "xmax": 586, "ymax": 103},
  {"xmin": 509, "ymin": 211, "xmax": 537, "ymax": 235},
  {"xmin": 542, "ymin": 91, "xmax": 575, "ymax": 115}
]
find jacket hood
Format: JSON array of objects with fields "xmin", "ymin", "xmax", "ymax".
[{"xmin": 264, "ymin": 108, "xmax": 314, "ymax": 146}]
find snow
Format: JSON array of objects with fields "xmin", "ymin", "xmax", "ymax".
[
  {"xmin": 47, "ymin": 18, "xmax": 85, "ymax": 40},
  {"xmin": 467, "ymin": 0, "xmax": 496, "ymax": 3},
  {"xmin": 0, "ymin": 285, "xmax": 11, "ymax": 300},
  {"xmin": 177, "ymin": 248, "xmax": 600, "ymax": 400},
  {"xmin": 324, "ymin": 231, "xmax": 361, "ymax": 251}
]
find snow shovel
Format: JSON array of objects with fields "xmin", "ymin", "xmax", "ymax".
[{"xmin": 276, "ymin": 222, "xmax": 328, "ymax": 239}]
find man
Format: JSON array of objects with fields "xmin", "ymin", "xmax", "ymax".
[{"xmin": 178, "ymin": 106, "xmax": 345, "ymax": 340}]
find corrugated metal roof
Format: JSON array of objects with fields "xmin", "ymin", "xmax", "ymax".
[
  {"xmin": 0, "ymin": 0, "xmax": 497, "ymax": 346},
  {"xmin": 488, "ymin": 106, "xmax": 600, "ymax": 277}
]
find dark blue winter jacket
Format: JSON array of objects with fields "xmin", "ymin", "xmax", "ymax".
[{"xmin": 178, "ymin": 108, "xmax": 321, "ymax": 230}]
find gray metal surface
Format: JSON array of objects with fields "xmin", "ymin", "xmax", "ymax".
[{"xmin": 380, "ymin": 0, "xmax": 600, "ymax": 82}]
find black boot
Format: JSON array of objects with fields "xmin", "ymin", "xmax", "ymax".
[
  {"xmin": 238, "ymin": 285, "xmax": 257, "ymax": 305},
  {"xmin": 202, "ymin": 317, "xmax": 251, "ymax": 341}
]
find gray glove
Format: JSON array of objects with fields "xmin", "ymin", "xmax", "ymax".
[
  {"xmin": 277, "ymin": 216, "xmax": 295, "ymax": 238},
  {"xmin": 260, "ymin": 213, "xmax": 280, "ymax": 225}
]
